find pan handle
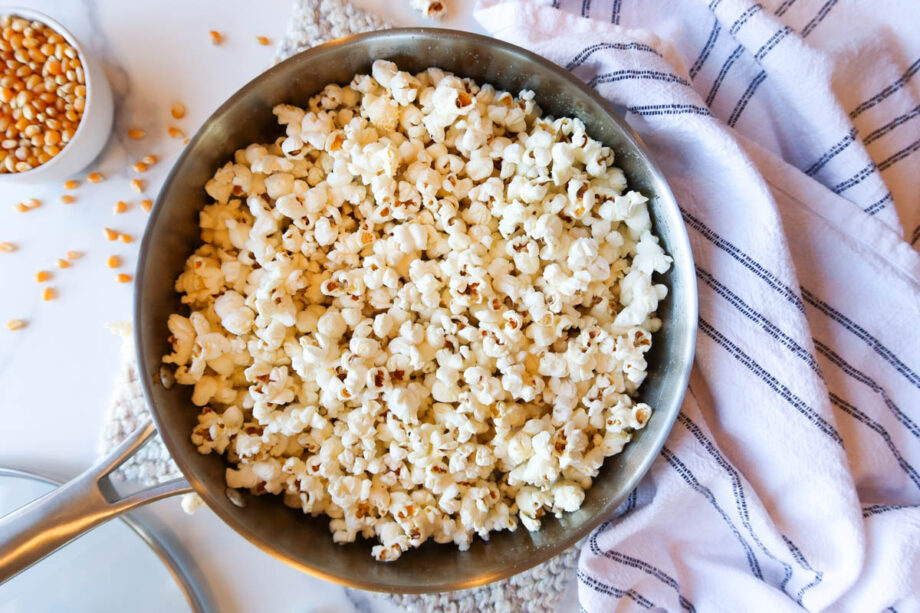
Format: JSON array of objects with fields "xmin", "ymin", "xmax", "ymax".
[{"xmin": 0, "ymin": 420, "xmax": 192, "ymax": 584}]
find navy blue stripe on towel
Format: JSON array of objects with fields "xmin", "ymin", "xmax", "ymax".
[
  {"xmin": 662, "ymin": 445, "xmax": 764, "ymax": 578},
  {"xmin": 699, "ymin": 318, "xmax": 844, "ymax": 445}
]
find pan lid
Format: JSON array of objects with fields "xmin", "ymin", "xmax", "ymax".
[{"xmin": 0, "ymin": 467, "xmax": 212, "ymax": 612}]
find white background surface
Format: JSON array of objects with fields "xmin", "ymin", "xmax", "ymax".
[{"xmin": 0, "ymin": 1, "xmax": 579, "ymax": 611}]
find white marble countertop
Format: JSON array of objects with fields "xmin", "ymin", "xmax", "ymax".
[{"xmin": 0, "ymin": 1, "xmax": 578, "ymax": 610}]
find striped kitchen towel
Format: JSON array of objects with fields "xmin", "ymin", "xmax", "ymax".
[{"xmin": 474, "ymin": 0, "xmax": 920, "ymax": 611}]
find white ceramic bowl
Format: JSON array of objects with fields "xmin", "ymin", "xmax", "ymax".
[{"xmin": 0, "ymin": 8, "xmax": 113, "ymax": 184}]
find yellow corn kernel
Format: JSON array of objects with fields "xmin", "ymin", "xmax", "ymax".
[
  {"xmin": 107, "ymin": 255, "xmax": 121, "ymax": 268},
  {"xmin": 130, "ymin": 178, "xmax": 143, "ymax": 193},
  {"xmin": 127, "ymin": 128, "xmax": 145, "ymax": 139},
  {"xmin": 209, "ymin": 30, "xmax": 223, "ymax": 45},
  {"xmin": 0, "ymin": 241, "xmax": 16, "ymax": 253},
  {"xmin": 167, "ymin": 126, "xmax": 185, "ymax": 139},
  {"xmin": 42, "ymin": 287, "xmax": 56, "ymax": 301},
  {"xmin": 256, "ymin": 36, "xmax": 270, "ymax": 46},
  {"xmin": 116, "ymin": 273, "xmax": 132, "ymax": 283},
  {"xmin": 142, "ymin": 154, "xmax": 157, "ymax": 165},
  {"xmin": 119, "ymin": 233, "xmax": 133, "ymax": 244},
  {"xmin": 65, "ymin": 250, "xmax": 82, "ymax": 260},
  {"xmin": 132, "ymin": 162, "xmax": 147, "ymax": 173},
  {"xmin": 14, "ymin": 203, "xmax": 29, "ymax": 212},
  {"xmin": 35, "ymin": 270, "xmax": 50, "ymax": 282},
  {"xmin": 60, "ymin": 194, "xmax": 75, "ymax": 204},
  {"xmin": 170, "ymin": 103, "xmax": 185, "ymax": 119},
  {"xmin": 63, "ymin": 179, "xmax": 79, "ymax": 189},
  {"xmin": 114, "ymin": 200, "xmax": 127, "ymax": 214},
  {"xmin": 26, "ymin": 198, "xmax": 41, "ymax": 209},
  {"xmin": 56, "ymin": 258, "xmax": 71, "ymax": 268},
  {"xmin": 5, "ymin": 319, "xmax": 27, "ymax": 331},
  {"xmin": 140, "ymin": 199, "xmax": 153, "ymax": 212},
  {"xmin": 87, "ymin": 172, "xmax": 104, "ymax": 183},
  {"xmin": 103, "ymin": 227, "xmax": 118, "ymax": 241}
]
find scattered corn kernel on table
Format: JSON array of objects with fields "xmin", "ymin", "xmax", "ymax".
[{"xmin": 0, "ymin": 1, "xmax": 582, "ymax": 611}]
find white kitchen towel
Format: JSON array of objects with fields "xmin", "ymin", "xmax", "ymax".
[{"xmin": 472, "ymin": 0, "xmax": 920, "ymax": 611}]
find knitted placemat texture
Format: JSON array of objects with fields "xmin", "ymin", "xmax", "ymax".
[{"xmin": 98, "ymin": 2, "xmax": 581, "ymax": 610}]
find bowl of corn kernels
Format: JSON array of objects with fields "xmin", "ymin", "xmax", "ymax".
[{"xmin": 0, "ymin": 9, "xmax": 113, "ymax": 183}]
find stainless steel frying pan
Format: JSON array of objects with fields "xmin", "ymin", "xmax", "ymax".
[{"xmin": 0, "ymin": 28, "xmax": 697, "ymax": 593}]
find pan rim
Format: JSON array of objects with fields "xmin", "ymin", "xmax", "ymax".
[{"xmin": 134, "ymin": 26, "xmax": 698, "ymax": 594}]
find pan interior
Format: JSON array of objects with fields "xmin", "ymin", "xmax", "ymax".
[{"xmin": 135, "ymin": 28, "xmax": 696, "ymax": 593}]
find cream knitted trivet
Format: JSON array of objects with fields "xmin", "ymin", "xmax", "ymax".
[
  {"xmin": 98, "ymin": 323, "xmax": 182, "ymax": 485},
  {"xmin": 98, "ymin": 2, "xmax": 581, "ymax": 610}
]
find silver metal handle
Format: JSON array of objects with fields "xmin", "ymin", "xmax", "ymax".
[{"xmin": 0, "ymin": 420, "xmax": 192, "ymax": 584}]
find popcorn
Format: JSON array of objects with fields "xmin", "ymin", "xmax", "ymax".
[
  {"xmin": 410, "ymin": 0, "xmax": 447, "ymax": 19},
  {"xmin": 163, "ymin": 61, "xmax": 670, "ymax": 561}
]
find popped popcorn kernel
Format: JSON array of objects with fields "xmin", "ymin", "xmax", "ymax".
[{"xmin": 410, "ymin": 0, "xmax": 447, "ymax": 18}]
